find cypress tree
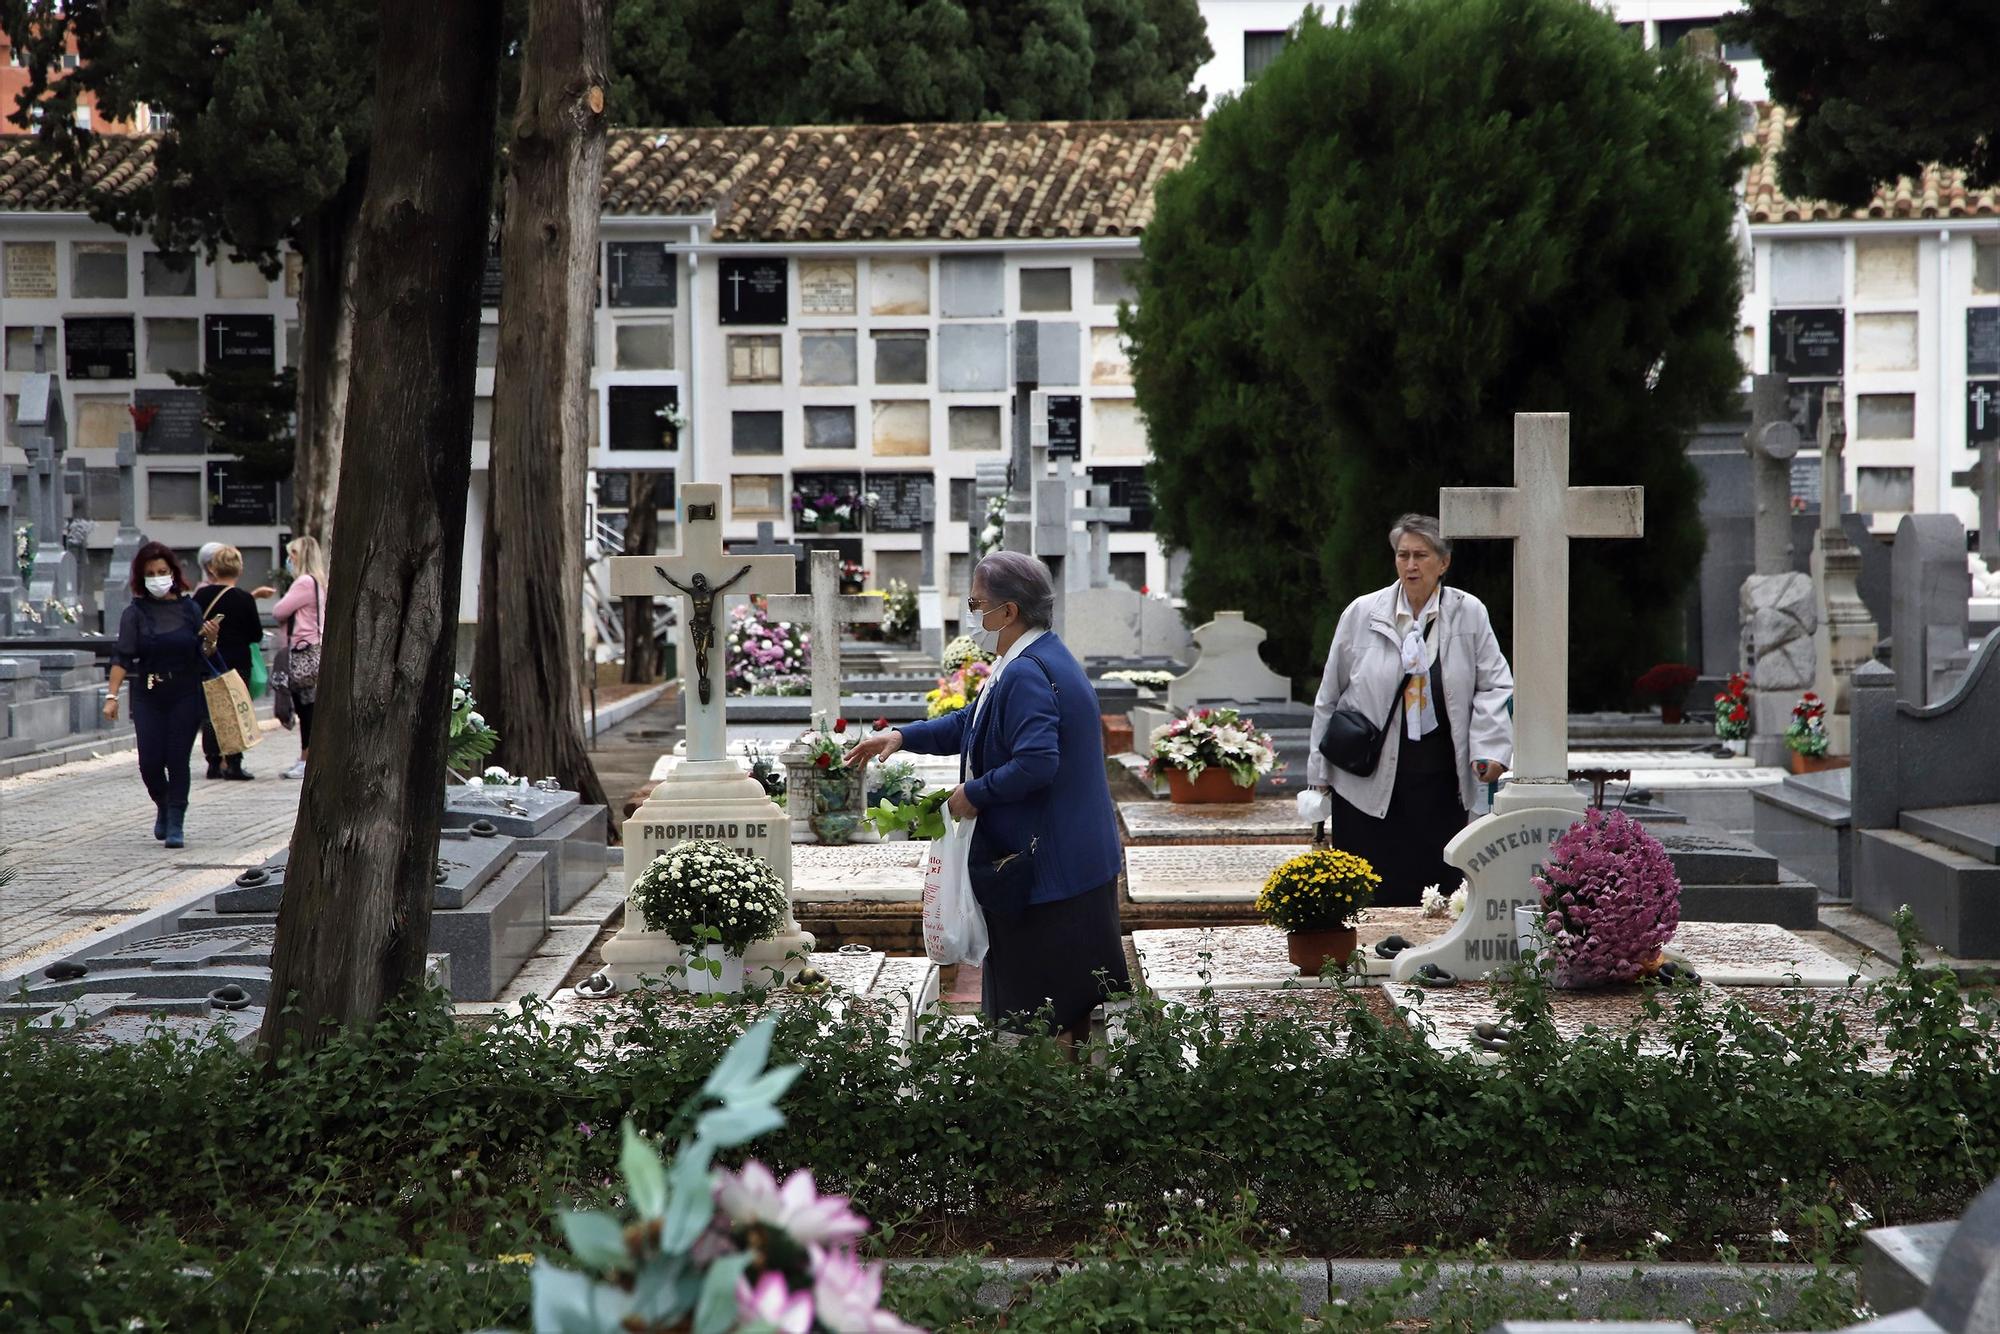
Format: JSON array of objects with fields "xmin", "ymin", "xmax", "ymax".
[{"xmin": 1124, "ymin": 0, "xmax": 1746, "ymax": 705}]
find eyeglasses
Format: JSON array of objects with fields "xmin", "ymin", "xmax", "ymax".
[{"xmin": 966, "ymin": 598, "xmax": 1011, "ymax": 613}]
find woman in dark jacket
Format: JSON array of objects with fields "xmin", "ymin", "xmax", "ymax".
[
  {"xmin": 104, "ymin": 543, "xmax": 220, "ymax": 848},
  {"xmin": 193, "ymin": 544, "xmax": 264, "ymax": 780}
]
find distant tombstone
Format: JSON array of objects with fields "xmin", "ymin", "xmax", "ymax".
[
  {"xmin": 1921, "ymin": 1172, "xmax": 2000, "ymax": 1334},
  {"xmin": 62, "ymin": 316, "xmax": 137, "ymax": 381},
  {"xmin": 718, "ymin": 257, "xmax": 787, "ymax": 325},
  {"xmin": 606, "ymin": 241, "xmax": 677, "ymax": 308},
  {"xmin": 1167, "ymin": 612, "xmax": 1292, "ymax": 709},
  {"xmin": 867, "ymin": 473, "xmax": 933, "ymax": 534},
  {"xmin": 133, "ymin": 387, "xmax": 207, "ymax": 455},
  {"xmin": 102, "ymin": 432, "xmax": 143, "ymax": 632},
  {"xmin": 1076, "ymin": 485, "xmax": 1130, "ymax": 589},
  {"xmin": 798, "ymin": 260, "xmax": 856, "ymax": 316},
  {"xmin": 1969, "ymin": 308, "xmax": 2000, "ymax": 377},
  {"xmin": 206, "ymin": 460, "xmax": 278, "ymax": 526},
  {"xmin": 204, "ymin": 314, "xmax": 276, "ymax": 371},
  {"xmin": 1953, "ymin": 440, "xmax": 1999, "ymax": 574},
  {"xmin": 1809, "ymin": 386, "xmax": 1878, "ymax": 754},
  {"xmin": 1744, "ymin": 373, "xmax": 1803, "ymax": 575},
  {"xmin": 1769, "ymin": 308, "xmax": 1844, "ymax": 377},
  {"xmin": 1891, "ymin": 513, "xmax": 1973, "ymax": 706}
]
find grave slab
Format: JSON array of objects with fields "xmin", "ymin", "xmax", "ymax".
[
  {"xmin": 792, "ymin": 841, "xmax": 927, "ymax": 902},
  {"xmin": 1125, "ymin": 844, "xmax": 1298, "ymax": 903},
  {"xmin": 442, "ymin": 785, "xmax": 581, "ymax": 838},
  {"xmin": 1118, "ymin": 798, "xmax": 1313, "ymax": 846}
]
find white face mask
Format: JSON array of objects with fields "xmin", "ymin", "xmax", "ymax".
[
  {"xmin": 964, "ymin": 600, "xmax": 1002, "ymax": 656},
  {"xmin": 144, "ymin": 575, "xmax": 175, "ymax": 598}
]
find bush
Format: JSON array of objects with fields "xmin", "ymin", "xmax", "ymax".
[{"xmin": 0, "ymin": 918, "xmax": 1993, "ymax": 1328}]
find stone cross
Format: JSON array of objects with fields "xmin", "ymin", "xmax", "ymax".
[
  {"xmin": 1951, "ymin": 442, "xmax": 1999, "ymax": 574},
  {"xmin": 1744, "ymin": 373, "xmax": 1803, "ymax": 576},
  {"xmin": 1810, "ymin": 385, "xmax": 1876, "ymax": 753},
  {"xmin": 102, "ymin": 431, "xmax": 146, "ymax": 633},
  {"xmin": 608, "ymin": 483, "xmax": 796, "ymax": 761},
  {"xmin": 1438, "ymin": 412, "xmax": 1646, "ymax": 812},
  {"xmin": 1075, "ymin": 484, "xmax": 1131, "ymax": 588},
  {"xmin": 734, "ymin": 520, "xmax": 806, "ymax": 568},
  {"xmin": 768, "ymin": 549, "xmax": 883, "ymax": 727}
]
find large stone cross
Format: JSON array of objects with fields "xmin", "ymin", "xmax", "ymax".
[
  {"xmin": 768, "ymin": 549, "xmax": 883, "ymax": 725},
  {"xmin": 1952, "ymin": 442, "xmax": 1999, "ymax": 574},
  {"xmin": 1439, "ymin": 412, "xmax": 1645, "ymax": 811},
  {"xmin": 734, "ymin": 520, "xmax": 806, "ymax": 564},
  {"xmin": 1744, "ymin": 373, "xmax": 1803, "ymax": 576},
  {"xmin": 608, "ymin": 483, "xmax": 795, "ymax": 761}
]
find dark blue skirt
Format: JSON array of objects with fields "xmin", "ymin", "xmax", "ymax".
[{"xmin": 980, "ymin": 877, "xmax": 1129, "ymax": 1034}]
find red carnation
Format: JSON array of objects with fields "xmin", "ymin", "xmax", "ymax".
[
  {"xmin": 1141, "ymin": 584, "xmax": 1150, "ymax": 595},
  {"xmin": 1730, "ymin": 705, "xmax": 1748, "ymax": 723},
  {"xmin": 833, "ymin": 718, "xmax": 848, "ymax": 733},
  {"xmin": 873, "ymin": 718, "xmax": 889, "ymax": 730},
  {"xmin": 814, "ymin": 753, "xmax": 832, "ymax": 768}
]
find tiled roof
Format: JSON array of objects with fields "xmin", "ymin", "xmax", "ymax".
[
  {"xmin": 601, "ymin": 121, "xmax": 1200, "ymax": 239},
  {"xmin": 8, "ymin": 110, "xmax": 1996, "ymax": 235},
  {"xmin": 0, "ymin": 132, "xmax": 155, "ymax": 212},
  {"xmin": 1745, "ymin": 102, "xmax": 2000, "ymax": 223}
]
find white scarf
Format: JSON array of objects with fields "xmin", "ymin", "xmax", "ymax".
[{"xmin": 1394, "ymin": 587, "xmax": 1441, "ymax": 741}]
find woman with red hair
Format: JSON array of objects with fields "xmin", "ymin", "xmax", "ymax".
[{"xmin": 104, "ymin": 542, "xmax": 220, "ymax": 848}]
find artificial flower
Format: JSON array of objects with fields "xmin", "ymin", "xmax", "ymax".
[
  {"xmin": 737, "ymin": 1271, "xmax": 814, "ymax": 1334},
  {"xmin": 715, "ymin": 1162, "xmax": 869, "ymax": 1246}
]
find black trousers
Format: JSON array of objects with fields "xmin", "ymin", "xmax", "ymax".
[{"xmin": 133, "ymin": 684, "xmax": 205, "ymax": 809}]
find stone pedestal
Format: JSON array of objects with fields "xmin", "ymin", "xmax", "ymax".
[
  {"xmin": 601, "ymin": 758, "xmax": 813, "ymax": 989},
  {"xmin": 1810, "ymin": 528, "xmax": 1876, "ymax": 754},
  {"xmin": 1740, "ymin": 572, "xmax": 1818, "ymax": 766}
]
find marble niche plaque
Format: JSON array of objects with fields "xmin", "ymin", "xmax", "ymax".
[{"xmin": 799, "ymin": 260, "xmax": 857, "ymax": 316}]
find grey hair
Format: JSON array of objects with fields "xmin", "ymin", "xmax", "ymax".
[
  {"xmin": 1389, "ymin": 513, "xmax": 1451, "ymax": 559},
  {"xmin": 973, "ymin": 551, "xmax": 1057, "ymax": 629}
]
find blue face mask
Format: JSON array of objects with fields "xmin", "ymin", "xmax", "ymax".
[{"xmin": 284, "ymin": 558, "xmax": 296, "ymax": 576}]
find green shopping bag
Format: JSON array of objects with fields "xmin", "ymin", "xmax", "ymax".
[{"xmin": 247, "ymin": 643, "xmax": 270, "ymax": 699}]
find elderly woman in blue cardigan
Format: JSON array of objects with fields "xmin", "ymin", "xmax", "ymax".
[{"xmin": 846, "ymin": 551, "xmax": 1127, "ymax": 1040}]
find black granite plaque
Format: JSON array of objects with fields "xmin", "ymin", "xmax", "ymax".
[
  {"xmin": 867, "ymin": 473, "xmax": 933, "ymax": 532},
  {"xmin": 63, "ymin": 316, "xmax": 136, "ymax": 380},
  {"xmin": 1970, "ymin": 379, "xmax": 2000, "ymax": 445},
  {"xmin": 607, "ymin": 385, "xmax": 680, "ymax": 451},
  {"xmin": 204, "ymin": 314, "xmax": 276, "ymax": 371},
  {"xmin": 133, "ymin": 387, "xmax": 206, "ymax": 455},
  {"xmin": 719, "ymin": 257, "xmax": 787, "ymax": 325},
  {"xmin": 206, "ymin": 460, "xmax": 278, "ymax": 525},
  {"xmin": 1784, "ymin": 378, "xmax": 1836, "ymax": 444},
  {"xmin": 480, "ymin": 242, "xmax": 503, "ymax": 308},
  {"xmin": 1087, "ymin": 466, "xmax": 1153, "ymax": 532},
  {"xmin": 1971, "ymin": 308, "xmax": 2000, "ymax": 378},
  {"xmin": 1769, "ymin": 308, "xmax": 1843, "ymax": 376},
  {"xmin": 609, "ymin": 242, "xmax": 678, "ymax": 308},
  {"xmin": 596, "ymin": 471, "xmax": 632, "ymax": 509},
  {"xmin": 1045, "ymin": 393, "xmax": 1082, "ymax": 460},
  {"xmin": 1789, "ymin": 454, "xmax": 1822, "ymax": 512}
]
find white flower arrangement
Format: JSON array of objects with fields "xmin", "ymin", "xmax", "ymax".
[
  {"xmin": 1103, "ymin": 669, "xmax": 1175, "ymax": 691},
  {"xmin": 976, "ymin": 495, "xmax": 1007, "ymax": 556},
  {"xmin": 629, "ymin": 838, "xmax": 789, "ymax": 954},
  {"xmin": 1421, "ymin": 883, "xmax": 1471, "ymax": 919},
  {"xmin": 1145, "ymin": 707, "xmax": 1278, "ymax": 788}
]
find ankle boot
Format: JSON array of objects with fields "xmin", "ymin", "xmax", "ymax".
[
  {"xmin": 164, "ymin": 805, "xmax": 186, "ymax": 850},
  {"xmin": 224, "ymin": 758, "xmax": 254, "ymax": 781},
  {"xmin": 206, "ymin": 760, "xmax": 224, "ymax": 780},
  {"xmin": 153, "ymin": 802, "xmax": 167, "ymax": 841}
]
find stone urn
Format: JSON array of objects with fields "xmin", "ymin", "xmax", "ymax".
[
  {"xmin": 1165, "ymin": 766, "xmax": 1255, "ymax": 805},
  {"xmin": 1287, "ymin": 927, "xmax": 1358, "ymax": 976}
]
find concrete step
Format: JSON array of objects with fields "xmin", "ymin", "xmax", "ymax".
[
  {"xmin": 1898, "ymin": 804, "xmax": 2000, "ymax": 865},
  {"xmin": 1855, "ymin": 829, "xmax": 2000, "ymax": 959}
]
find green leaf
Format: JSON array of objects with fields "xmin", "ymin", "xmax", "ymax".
[
  {"xmin": 630, "ymin": 1255, "xmax": 694, "ymax": 1324},
  {"xmin": 696, "ymin": 1103, "xmax": 785, "ymax": 1148},
  {"xmin": 620, "ymin": 1121, "xmax": 669, "ymax": 1220},
  {"xmin": 557, "ymin": 1209, "xmax": 628, "ymax": 1272},
  {"xmin": 721, "ymin": 1063, "xmax": 802, "ymax": 1110},
  {"xmin": 701, "ymin": 1016, "xmax": 776, "ymax": 1102},
  {"xmin": 693, "ymin": 1253, "xmax": 754, "ymax": 1334},
  {"xmin": 659, "ymin": 1141, "xmax": 719, "ymax": 1252},
  {"xmin": 531, "ymin": 1258, "xmax": 629, "ymax": 1334}
]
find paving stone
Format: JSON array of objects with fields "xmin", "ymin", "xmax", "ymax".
[{"xmin": 1118, "ymin": 797, "xmax": 1313, "ymax": 845}]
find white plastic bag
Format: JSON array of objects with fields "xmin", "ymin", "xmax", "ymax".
[
  {"xmin": 921, "ymin": 811, "xmax": 988, "ymax": 966},
  {"xmin": 1295, "ymin": 787, "xmax": 1333, "ymax": 825}
]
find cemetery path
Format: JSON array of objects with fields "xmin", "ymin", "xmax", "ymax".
[{"xmin": 0, "ymin": 721, "xmax": 305, "ymax": 974}]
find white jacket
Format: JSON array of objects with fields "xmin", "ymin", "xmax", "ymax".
[{"xmin": 1307, "ymin": 584, "xmax": 1514, "ymax": 818}]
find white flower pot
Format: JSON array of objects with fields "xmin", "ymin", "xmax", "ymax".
[{"xmin": 683, "ymin": 944, "xmax": 745, "ymax": 995}]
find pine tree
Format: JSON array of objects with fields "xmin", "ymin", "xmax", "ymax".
[{"xmin": 1123, "ymin": 0, "xmax": 1746, "ymax": 704}]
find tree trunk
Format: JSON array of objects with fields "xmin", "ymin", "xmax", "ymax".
[
  {"xmin": 621, "ymin": 470, "xmax": 662, "ymax": 684},
  {"xmin": 290, "ymin": 167, "xmax": 364, "ymax": 545},
  {"xmin": 258, "ymin": 0, "xmax": 504, "ymax": 1060},
  {"xmin": 472, "ymin": 0, "xmax": 610, "ymax": 808}
]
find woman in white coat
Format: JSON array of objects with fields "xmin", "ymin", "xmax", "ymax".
[{"xmin": 1306, "ymin": 514, "xmax": 1515, "ymax": 905}]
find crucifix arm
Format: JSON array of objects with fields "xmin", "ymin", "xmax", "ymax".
[
  {"xmin": 708, "ymin": 563, "xmax": 755, "ymax": 596},
  {"xmin": 654, "ymin": 566, "xmax": 693, "ymax": 597}
]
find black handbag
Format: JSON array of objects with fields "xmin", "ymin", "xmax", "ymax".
[
  {"xmin": 1316, "ymin": 616, "xmax": 1434, "ymax": 778},
  {"xmin": 963, "ymin": 652, "xmax": 1057, "ymax": 919}
]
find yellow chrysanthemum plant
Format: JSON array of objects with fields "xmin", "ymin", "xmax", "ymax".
[{"xmin": 1255, "ymin": 847, "xmax": 1380, "ymax": 934}]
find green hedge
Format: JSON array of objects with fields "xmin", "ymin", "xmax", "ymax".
[{"xmin": 1, "ymin": 923, "xmax": 1993, "ymax": 1330}]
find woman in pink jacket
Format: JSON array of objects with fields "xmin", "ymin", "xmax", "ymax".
[{"xmin": 253, "ymin": 535, "xmax": 327, "ymax": 780}]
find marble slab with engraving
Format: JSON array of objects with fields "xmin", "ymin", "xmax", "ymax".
[
  {"xmin": 1117, "ymin": 798, "xmax": 1314, "ymax": 845},
  {"xmin": 1124, "ymin": 845, "xmax": 1301, "ymax": 903},
  {"xmin": 1133, "ymin": 915, "xmax": 1445, "ymax": 990},
  {"xmin": 1569, "ymin": 749, "xmax": 1758, "ymax": 770},
  {"xmin": 792, "ymin": 841, "xmax": 927, "ymax": 902},
  {"xmin": 1625, "ymin": 766, "xmax": 1789, "ymax": 789}
]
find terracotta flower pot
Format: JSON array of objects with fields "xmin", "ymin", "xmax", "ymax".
[
  {"xmin": 1287, "ymin": 927, "xmax": 1359, "ymax": 975},
  {"xmin": 1789, "ymin": 751, "xmax": 1848, "ymax": 774},
  {"xmin": 1165, "ymin": 766, "xmax": 1255, "ymax": 804},
  {"xmin": 1659, "ymin": 703, "xmax": 1685, "ymax": 724}
]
